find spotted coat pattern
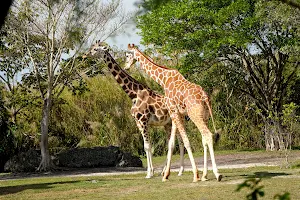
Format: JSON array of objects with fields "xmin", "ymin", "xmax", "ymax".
[
  {"xmin": 83, "ymin": 41, "xmax": 184, "ymax": 178},
  {"xmin": 125, "ymin": 44, "xmax": 222, "ymax": 182}
]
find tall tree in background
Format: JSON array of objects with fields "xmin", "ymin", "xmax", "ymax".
[
  {"xmin": 137, "ymin": 0, "xmax": 300, "ymax": 150},
  {"xmin": 0, "ymin": 89, "xmax": 14, "ymax": 171},
  {"xmin": 3, "ymin": 0, "xmax": 131, "ymax": 171},
  {"xmin": 0, "ymin": 28, "xmax": 32, "ymax": 124}
]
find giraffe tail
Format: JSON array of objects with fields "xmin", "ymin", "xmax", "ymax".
[{"xmin": 204, "ymin": 99, "xmax": 220, "ymax": 144}]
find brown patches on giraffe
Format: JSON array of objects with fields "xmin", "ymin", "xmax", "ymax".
[
  {"xmin": 126, "ymin": 44, "xmax": 222, "ymax": 183},
  {"xmin": 84, "ymin": 41, "xmax": 185, "ymax": 179}
]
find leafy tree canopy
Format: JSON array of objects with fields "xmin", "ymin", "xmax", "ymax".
[
  {"xmin": 138, "ymin": 0, "xmax": 300, "ymax": 151},
  {"xmin": 138, "ymin": 0, "xmax": 300, "ymax": 68}
]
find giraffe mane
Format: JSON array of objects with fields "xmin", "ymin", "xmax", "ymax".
[
  {"xmin": 103, "ymin": 47, "xmax": 153, "ymax": 92},
  {"xmin": 133, "ymin": 47, "xmax": 172, "ymax": 70}
]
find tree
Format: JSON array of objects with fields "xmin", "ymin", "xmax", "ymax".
[
  {"xmin": 0, "ymin": 89, "xmax": 14, "ymax": 172},
  {"xmin": 3, "ymin": 0, "xmax": 131, "ymax": 171},
  {"xmin": 0, "ymin": 28, "xmax": 34, "ymax": 124},
  {"xmin": 137, "ymin": 0, "xmax": 300, "ymax": 150}
]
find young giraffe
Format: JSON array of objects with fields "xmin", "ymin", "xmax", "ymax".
[
  {"xmin": 125, "ymin": 44, "xmax": 222, "ymax": 182},
  {"xmin": 83, "ymin": 41, "xmax": 185, "ymax": 178}
]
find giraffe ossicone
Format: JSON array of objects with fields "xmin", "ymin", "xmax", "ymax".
[
  {"xmin": 125, "ymin": 43, "xmax": 222, "ymax": 182},
  {"xmin": 83, "ymin": 41, "xmax": 185, "ymax": 178}
]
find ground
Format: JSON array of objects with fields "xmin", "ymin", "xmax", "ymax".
[{"xmin": 1, "ymin": 150, "xmax": 299, "ymax": 180}]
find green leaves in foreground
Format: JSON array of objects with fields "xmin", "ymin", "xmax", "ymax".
[
  {"xmin": 236, "ymin": 178, "xmax": 291, "ymax": 200},
  {"xmin": 236, "ymin": 178, "xmax": 265, "ymax": 200}
]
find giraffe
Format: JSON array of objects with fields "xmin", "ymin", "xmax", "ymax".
[
  {"xmin": 82, "ymin": 41, "xmax": 185, "ymax": 178},
  {"xmin": 125, "ymin": 44, "xmax": 222, "ymax": 182}
]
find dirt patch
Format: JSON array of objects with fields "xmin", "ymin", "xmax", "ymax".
[{"xmin": 173, "ymin": 150, "xmax": 300, "ymax": 169}]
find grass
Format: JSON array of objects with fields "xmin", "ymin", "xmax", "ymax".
[
  {"xmin": 1, "ymin": 150, "xmax": 300, "ymax": 199},
  {"xmin": 0, "ymin": 166, "xmax": 300, "ymax": 200}
]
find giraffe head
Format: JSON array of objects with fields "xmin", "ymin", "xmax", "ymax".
[
  {"xmin": 82, "ymin": 40, "xmax": 109, "ymax": 59},
  {"xmin": 124, "ymin": 44, "xmax": 137, "ymax": 70}
]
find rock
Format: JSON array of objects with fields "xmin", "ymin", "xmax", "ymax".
[
  {"xmin": 4, "ymin": 149, "xmax": 41, "ymax": 172},
  {"xmin": 56, "ymin": 146, "xmax": 122, "ymax": 168},
  {"xmin": 117, "ymin": 152, "xmax": 143, "ymax": 167},
  {"xmin": 4, "ymin": 146, "xmax": 143, "ymax": 172}
]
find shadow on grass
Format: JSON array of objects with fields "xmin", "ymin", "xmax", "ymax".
[
  {"xmin": 0, "ymin": 180, "xmax": 80, "ymax": 196},
  {"xmin": 240, "ymin": 171, "xmax": 291, "ymax": 179}
]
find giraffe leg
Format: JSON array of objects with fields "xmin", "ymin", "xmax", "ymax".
[
  {"xmin": 162, "ymin": 124, "xmax": 185, "ymax": 177},
  {"xmin": 188, "ymin": 104, "xmax": 222, "ymax": 182},
  {"xmin": 176, "ymin": 132, "xmax": 185, "ymax": 176},
  {"xmin": 165, "ymin": 112, "xmax": 199, "ymax": 182},
  {"xmin": 207, "ymin": 138, "xmax": 222, "ymax": 181},
  {"xmin": 162, "ymin": 121, "xmax": 176, "ymax": 182},
  {"xmin": 161, "ymin": 124, "xmax": 171, "ymax": 176},
  {"xmin": 201, "ymin": 138, "xmax": 208, "ymax": 181},
  {"xmin": 136, "ymin": 121, "xmax": 153, "ymax": 178},
  {"xmin": 144, "ymin": 139, "xmax": 154, "ymax": 178}
]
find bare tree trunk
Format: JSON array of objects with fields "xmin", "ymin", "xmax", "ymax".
[
  {"xmin": 38, "ymin": 90, "xmax": 52, "ymax": 171},
  {"xmin": 275, "ymin": 120, "xmax": 286, "ymax": 151},
  {"xmin": 270, "ymin": 134, "xmax": 275, "ymax": 151},
  {"xmin": 264, "ymin": 120, "xmax": 278, "ymax": 151},
  {"xmin": 268, "ymin": 130, "xmax": 276, "ymax": 151},
  {"xmin": 264, "ymin": 118, "xmax": 290, "ymax": 151},
  {"xmin": 265, "ymin": 128, "xmax": 271, "ymax": 151}
]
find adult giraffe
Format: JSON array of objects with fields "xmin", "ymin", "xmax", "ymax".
[
  {"xmin": 125, "ymin": 44, "xmax": 222, "ymax": 182},
  {"xmin": 83, "ymin": 41, "xmax": 184, "ymax": 178}
]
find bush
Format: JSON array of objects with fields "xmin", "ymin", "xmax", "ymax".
[{"xmin": 49, "ymin": 75, "xmax": 143, "ymax": 155}]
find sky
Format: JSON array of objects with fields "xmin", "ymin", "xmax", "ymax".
[{"xmin": 106, "ymin": 0, "xmax": 143, "ymax": 50}]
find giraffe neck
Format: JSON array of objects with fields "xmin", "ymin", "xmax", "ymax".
[
  {"xmin": 133, "ymin": 49, "xmax": 174, "ymax": 88},
  {"xmin": 102, "ymin": 51, "xmax": 146, "ymax": 100}
]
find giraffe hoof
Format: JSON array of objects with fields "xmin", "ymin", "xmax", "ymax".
[
  {"xmin": 145, "ymin": 174, "xmax": 153, "ymax": 179},
  {"xmin": 162, "ymin": 178, "xmax": 169, "ymax": 182},
  {"xmin": 177, "ymin": 169, "xmax": 184, "ymax": 176},
  {"xmin": 192, "ymin": 179, "xmax": 199, "ymax": 183},
  {"xmin": 201, "ymin": 177, "xmax": 208, "ymax": 182},
  {"xmin": 217, "ymin": 174, "xmax": 223, "ymax": 182}
]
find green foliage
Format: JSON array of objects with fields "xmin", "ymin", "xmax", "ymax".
[
  {"xmin": 1, "ymin": 0, "xmax": 300, "ymax": 157},
  {"xmin": 49, "ymin": 74, "xmax": 143, "ymax": 154},
  {"xmin": 138, "ymin": 0, "xmax": 300, "ymax": 151},
  {"xmin": 138, "ymin": 0, "xmax": 299, "ymax": 58},
  {"xmin": 236, "ymin": 178, "xmax": 291, "ymax": 200},
  {"xmin": 0, "ymin": 90, "xmax": 15, "ymax": 171},
  {"xmin": 274, "ymin": 192, "xmax": 291, "ymax": 200},
  {"xmin": 236, "ymin": 178, "xmax": 265, "ymax": 200},
  {"xmin": 138, "ymin": 0, "xmax": 250, "ymax": 56}
]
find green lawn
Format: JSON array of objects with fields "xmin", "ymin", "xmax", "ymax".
[{"xmin": 1, "ymin": 166, "xmax": 300, "ymax": 200}]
